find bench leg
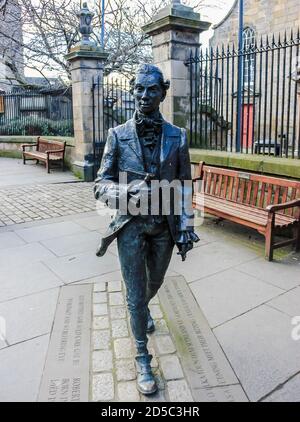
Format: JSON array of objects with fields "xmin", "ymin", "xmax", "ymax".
[
  {"xmin": 265, "ymin": 214, "xmax": 275, "ymax": 261},
  {"xmin": 46, "ymin": 159, "xmax": 50, "ymax": 174},
  {"xmin": 23, "ymin": 154, "xmax": 26, "ymax": 165},
  {"xmin": 36, "ymin": 160, "xmax": 39, "ymax": 165},
  {"xmin": 294, "ymin": 223, "xmax": 300, "ymax": 252}
]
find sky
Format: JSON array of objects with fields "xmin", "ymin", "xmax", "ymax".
[
  {"xmin": 199, "ymin": 0, "xmax": 236, "ymax": 48},
  {"xmin": 24, "ymin": 0, "xmax": 236, "ymax": 77}
]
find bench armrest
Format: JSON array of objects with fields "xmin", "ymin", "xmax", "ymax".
[
  {"xmin": 22, "ymin": 143, "xmax": 37, "ymax": 150},
  {"xmin": 192, "ymin": 176, "xmax": 203, "ymax": 182},
  {"xmin": 266, "ymin": 199, "xmax": 300, "ymax": 213}
]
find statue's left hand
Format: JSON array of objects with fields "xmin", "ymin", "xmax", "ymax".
[{"xmin": 176, "ymin": 230, "xmax": 200, "ymax": 262}]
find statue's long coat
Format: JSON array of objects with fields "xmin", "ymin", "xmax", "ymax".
[{"xmin": 94, "ymin": 115, "xmax": 194, "ymax": 256}]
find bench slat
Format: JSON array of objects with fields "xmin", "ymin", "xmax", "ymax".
[
  {"xmin": 194, "ymin": 192, "xmax": 295, "ymax": 221},
  {"xmin": 239, "ymin": 179, "xmax": 246, "ymax": 203},
  {"xmin": 245, "ymin": 180, "xmax": 252, "ymax": 204},
  {"xmin": 197, "ymin": 193, "xmax": 296, "ymax": 223},
  {"xmin": 259, "ymin": 183, "xmax": 266, "ymax": 208},
  {"xmin": 233, "ymin": 176, "xmax": 239, "ymax": 202},
  {"xmin": 203, "ymin": 165, "xmax": 300, "ymax": 190},
  {"xmin": 222, "ymin": 175, "xmax": 228, "ymax": 198},
  {"xmin": 287, "ymin": 188, "xmax": 297, "ymax": 216},
  {"xmin": 193, "ymin": 194, "xmax": 296, "ymax": 227},
  {"xmin": 267, "ymin": 184, "xmax": 273, "ymax": 206},
  {"xmin": 251, "ymin": 181, "xmax": 259, "ymax": 206},
  {"xmin": 228, "ymin": 176, "xmax": 234, "ymax": 200}
]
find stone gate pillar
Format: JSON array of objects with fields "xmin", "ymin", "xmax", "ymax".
[
  {"xmin": 142, "ymin": 0, "xmax": 210, "ymax": 128},
  {"xmin": 65, "ymin": 3, "xmax": 108, "ymax": 181}
]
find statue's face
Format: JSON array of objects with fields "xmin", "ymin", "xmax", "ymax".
[{"xmin": 133, "ymin": 72, "xmax": 164, "ymax": 115}]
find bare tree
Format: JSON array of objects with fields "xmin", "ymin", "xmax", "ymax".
[{"xmin": 0, "ymin": 0, "xmax": 223, "ymax": 87}]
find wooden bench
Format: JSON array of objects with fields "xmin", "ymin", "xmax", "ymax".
[
  {"xmin": 22, "ymin": 137, "xmax": 66, "ymax": 173},
  {"xmin": 192, "ymin": 162, "xmax": 300, "ymax": 261}
]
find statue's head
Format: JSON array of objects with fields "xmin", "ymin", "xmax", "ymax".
[{"xmin": 130, "ymin": 64, "xmax": 170, "ymax": 115}]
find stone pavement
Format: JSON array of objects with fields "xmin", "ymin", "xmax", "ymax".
[
  {"xmin": 0, "ymin": 182, "xmax": 95, "ymax": 227},
  {"xmin": 0, "ymin": 157, "xmax": 78, "ymax": 187},
  {"xmin": 0, "ymin": 157, "xmax": 300, "ymax": 402}
]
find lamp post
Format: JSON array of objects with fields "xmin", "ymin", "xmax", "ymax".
[
  {"xmin": 101, "ymin": 0, "xmax": 105, "ymax": 48},
  {"xmin": 236, "ymin": 0, "xmax": 244, "ymax": 152}
]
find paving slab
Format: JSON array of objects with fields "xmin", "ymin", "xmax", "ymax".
[
  {"xmin": 159, "ymin": 276, "xmax": 248, "ymax": 401},
  {"xmin": 266, "ymin": 287, "xmax": 300, "ymax": 317},
  {"xmin": 16, "ymin": 221, "xmax": 88, "ymax": 243},
  {"xmin": 262, "ymin": 373, "xmax": 300, "ymax": 402},
  {"xmin": 214, "ymin": 305, "xmax": 300, "ymax": 402},
  {"xmin": 41, "ymin": 231, "xmax": 100, "ymax": 257},
  {"xmin": 159, "ymin": 355, "xmax": 184, "ymax": 380},
  {"xmin": 190, "ymin": 268, "xmax": 283, "ymax": 328},
  {"xmin": 73, "ymin": 214, "xmax": 112, "ymax": 232},
  {"xmin": 0, "ymin": 334, "xmax": 50, "ymax": 402},
  {"xmin": 0, "ymin": 158, "xmax": 77, "ymax": 187},
  {"xmin": 44, "ymin": 250, "xmax": 120, "ymax": 284},
  {"xmin": 236, "ymin": 257, "xmax": 300, "ymax": 290},
  {"xmin": 92, "ymin": 373, "xmax": 114, "ymax": 401},
  {"xmin": 167, "ymin": 380, "xmax": 194, "ymax": 402},
  {"xmin": 0, "ymin": 261, "xmax": 63, "ymax": 302},
  {"xmin": 0, "ymin": 231, "xmax": 25, "ymax": 249},
  {"xmin": 38, "ymin": 284, "xmax": 92, "ymax": 402},
  {"xmin": 168, "ymin": 241, "xmax": 257, "ymax": 283},
  {"xmin": 0, "ymin": 289, "xmax": 59, "ymax": 345},
  {"xmin": 81, "ymin": 270, "xmax": 123, "ymax": 285},
  {"xmin": 0, "ymin": 242, "xmax": 56, "ymax": 269},
  {"xmin": 193, "ymin": 385, "xmax": 249, "ymax": 402}
]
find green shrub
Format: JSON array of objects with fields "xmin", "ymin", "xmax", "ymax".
[{"xmin": 0, "ymin": 117, "xmax": 74, "ymax": 136}]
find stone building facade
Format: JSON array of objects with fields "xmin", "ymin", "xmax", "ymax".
[
  {"xmin": 201, "ymin": 0, "xmax": 300, "ymax": 155},
  {"xmin": 0, "ymin": 0, "xmax": 23, "ymax": 92},
  {"xmin": 210, "ymin": 0, "xmax": 300, "ymax": 48}
]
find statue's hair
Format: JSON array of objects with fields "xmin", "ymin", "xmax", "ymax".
[{"xmin": 129, "ymin": 64, "xmax": 170, "ymax": 95}]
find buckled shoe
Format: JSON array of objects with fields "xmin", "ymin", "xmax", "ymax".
[{"xmin": 135, "ymin": 354, "xmax": 157, "ymax": 395}]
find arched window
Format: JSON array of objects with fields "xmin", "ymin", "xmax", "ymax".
[{"xmin": 243, "ymin": 27, "xmax": 256, "ymax": 85}]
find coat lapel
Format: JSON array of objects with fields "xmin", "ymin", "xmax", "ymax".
[
  {"xmin": 160, "ymin": 121, "xmax": 178, "ymax": 168},
  {"xmin": 124, "ymin": 116, "xmax": 145, "ymax": 170}
]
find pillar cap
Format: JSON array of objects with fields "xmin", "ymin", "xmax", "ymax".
[
  {"xmin": 142, "ymin": 2, "xmax": 211, "ymax": 36},
  {"xmin": 65, "ymin": 45, "xmax": 109, "ymax": 62}
]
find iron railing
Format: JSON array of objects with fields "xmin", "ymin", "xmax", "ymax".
[
  {"xmin": 186, "ymin": 29, "xmax": 300, "ymax": 159},
  {"xmin": 0, "ymin": 89, "xmax": 74, "ymax": 136},
  {"xmin": 92, "ymin": 76, "xmax": 135, "ymax": 177}
]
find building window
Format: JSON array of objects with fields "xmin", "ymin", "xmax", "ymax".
[{"xmin": 243, "ymin": 27, "xmax": 256, "ymax": 86}]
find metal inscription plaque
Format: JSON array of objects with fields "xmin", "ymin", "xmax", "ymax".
[
  {"xmin": 159, "ymin": 276, "xmax": 248, "ymax": 402},
  {"xmin": 38, "ymin": 284, "xmax": 93, "ymax": 402}
]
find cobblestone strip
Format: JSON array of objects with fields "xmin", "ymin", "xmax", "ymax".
[
  {"xmin": 91, "ymin": 280, "xmax": 194, "ymax": 402},
  {"xmin": 0, "ymin": 182, "xmax": 95, "ymax": 227}
]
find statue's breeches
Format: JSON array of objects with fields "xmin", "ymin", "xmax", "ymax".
[{"xmin": 117, "ymin": 215, "xmax": 175, "ymax": 353}]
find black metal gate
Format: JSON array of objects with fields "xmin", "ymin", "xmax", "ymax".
[
  {"xmin": 92, "ymin": 76, "xmax": 135, "ymax": 177},
  {"xmin": 186, "ymin": 29, "xmax": 300, "ymax": 159}
]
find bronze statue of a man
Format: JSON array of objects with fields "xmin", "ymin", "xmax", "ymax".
[{"xmin": 94, "ymin": 64, "xmax": 199, "ymax": 395}]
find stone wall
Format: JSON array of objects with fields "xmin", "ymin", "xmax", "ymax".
[{"xmin": 0, "ymin": 0, "xmax": 23, "ymax": 92}]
